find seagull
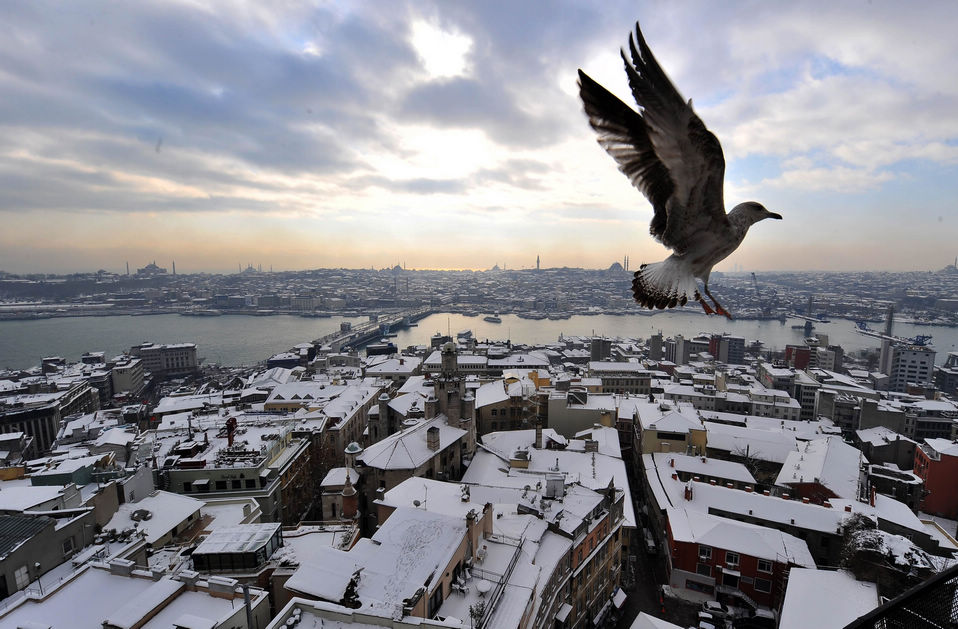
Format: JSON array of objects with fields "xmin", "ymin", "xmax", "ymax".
[{"xmin": 578, "ymin": 22, "xmax": 781, "ymax": 319}]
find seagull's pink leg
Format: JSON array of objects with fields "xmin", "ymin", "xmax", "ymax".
[
  {"xmin": 695, "ymin": 291, "xmax": 715, "ymax": 315},
  {"xmin": 704, "ymin": 284, "xmax": 733, "ymax": 320}
]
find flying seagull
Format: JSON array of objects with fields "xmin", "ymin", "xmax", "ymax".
[{"xmin": 578, "ymin": 22, "xmax": 781, "ymax": 319}]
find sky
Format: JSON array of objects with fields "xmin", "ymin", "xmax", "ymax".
[{"xmin": 1, "ymin": 0, "xmax": 957, "ymax": 274}]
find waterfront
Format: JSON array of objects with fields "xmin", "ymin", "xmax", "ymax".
[{"xmin": 1, "ymin": 311, "xmax": 956, "ymax": 371}]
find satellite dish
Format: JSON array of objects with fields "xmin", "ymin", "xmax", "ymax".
[{"xmin": 413, "ymin": 500, "xmax": 421, "ymax": 507}]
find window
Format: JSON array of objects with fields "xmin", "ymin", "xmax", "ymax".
[
  {"xmin": 754, "ymin": 577, "xmax": 772, "ymax": 593},
  {"xmin": 698, "ymin": 545, "xmax": 712, "ymax": 561},
  {"xmin": 62, "ymin": 537, "xmax": 75, "ymax": 557},
  {"xmin": 725, "ymin": 551, "xmax": 739, "ymax": 567},
  {"xmin": 757, "ymin": 559, "xmax": 772, "ymax": 573},
  {"xmin": 685, "ymin": 579, "xmax": 714, "ymax": 595},
  {"xmin": 215, "ymin": 480, "xmax": 227, "ymax": 490},
  {"xmin": 183, "ymin": 481, "xmax": 192, "ymax": 492},
  {"xmin": 696, "ymin": 563, "xmax": 711, "ymax": 577},
  {"xmin": 14, "ymin": 565, "xmax": 30, "ymax": 590},
  {"xmin": 245, "ymin": 479, "xmax": 256, "ymax": 489}
]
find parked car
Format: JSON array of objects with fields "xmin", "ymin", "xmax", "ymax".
[{"xmin": 701, "ymin": 601, "xmax": 731, "ymax": 619}]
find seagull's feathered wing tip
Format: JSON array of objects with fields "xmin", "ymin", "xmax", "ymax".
[{"xmin": 632, "ymin": 257, "xmax": 699, "ymax": 310}]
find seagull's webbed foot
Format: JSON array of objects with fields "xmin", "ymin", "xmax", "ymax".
[{"xmin": 704, "ymin": 285, "xmax": 733, "ymax": 320}]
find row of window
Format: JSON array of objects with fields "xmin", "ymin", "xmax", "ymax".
[{"xmin": 698, "ymin": 545, "xmax": 772, "ymax": 573}]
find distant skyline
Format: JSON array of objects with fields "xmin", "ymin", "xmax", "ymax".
[{"xmin": 1, "ymin": 1, "xmax": 957, "ymax": 274}]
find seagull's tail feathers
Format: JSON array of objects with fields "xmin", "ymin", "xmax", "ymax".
[{"xmin": 632, "ymin": 256, "xmax": 698, "ymax": 310}]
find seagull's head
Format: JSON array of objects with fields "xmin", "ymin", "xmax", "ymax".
[{"xmin": 732, "ymin": 201, "xmax": 782, "ymax": 225}]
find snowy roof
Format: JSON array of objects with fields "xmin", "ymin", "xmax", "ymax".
[
  {"xmin": 365, "ymin": 357, "xmax": 421, "ymax": 374},
  {"xmin": 475, "ymin": 380, "xmax": 510, "ymax": 408},
  {"xmin": 0, "ymin": 484, "xmax": 66, "ymax": 512},
  {"xmin": 779, "ymin": 569, "xmax": 878, "ymax": 629},
  {"xmin": 463, "ymin": 440, "xmax": 636, "ymax": 529},
  {"xmin": 285, "ymin": 507, "xmax": 466, "ymax": 613},
  {"xmin": 387, "ymin": 391, "xmax": 427, "ymax": 417},
  {"xmin": 629, "ymin": 613, "xmax": 684, "ymax": 629},
  {"xmin": 704, "ymin": 421, "xmax": 799, "ymax": 464},
  {"xmin": 0, "ymin": 565, "xmax": 250, "ymax": 629},
  {"xmin": 397, "ymin": 375, "xmax": 435, "ymax": 397},
  {"xmin": 856, "ymin": 426, "xmax": 915, "ymax": 446},
  {"xmin": 320, "ymin": 467, "xmax": 360, "ymax": 487},
  {"xmin": 775, "ymin": 436, "xmax": 865, "ymax": 500},
  {"xmin": 105, "ymin": 491, "xmax": 203, "ymax": 545},
  {"xmin": 667, "ymin": 508, "xmax": 814, "ymax": 567},
  {"xmin": 923, "ymin": 438, "xmax": 958, "ymax": 457},
  {"xmin": 658, "ymin": 453, "xmax": 756, "ymax": 485},
  {"xmin": 357, "ymin": 415, "xmax": 465, "ymax": 471},
  {"xmin": 635, "ymin": 401, "xmax": 702, "ymax": 432},
  {"xmin": 644, "ymin": 454, "xmax": 926, "ymax": 538},
  {"xmin": 94, "ymin": 427, "xmax": 137, "ymax": 448}
]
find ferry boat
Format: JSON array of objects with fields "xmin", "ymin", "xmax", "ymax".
[
  {"xmin": 483, "ymin": 313, "xmax": 502, "ymax": 323},
  {"xmin": 181, "ymin": 309, "xmax": 222, "ymax": 316}
]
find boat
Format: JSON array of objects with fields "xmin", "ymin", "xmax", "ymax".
[
  {"xmin": 181, "ymin": 309, "xmax": 222, "ymax": 316},
  {"xmin": 463, "ymin": 311, "xmax": 479, "ymax": 317},
  {"xmin": 483, "ymin": 313, "xmax": 502, "ymax": 323},
  {"xmin": 457, "ymin": 329, "xmax": 473, "ymax": 339}
]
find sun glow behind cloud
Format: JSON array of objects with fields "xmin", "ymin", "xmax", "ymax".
[{"xmin": 410, "ymin": 19, "xmax": 473, "ymax": 80}]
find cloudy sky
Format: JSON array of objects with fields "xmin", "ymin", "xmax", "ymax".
[{"xmin": 2, "ymin": 0, "xmax": 956, "ymax": 274}]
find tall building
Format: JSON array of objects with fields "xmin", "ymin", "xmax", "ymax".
[{"xmin": 879, "ymin": 340, "xmax": 936, "ymax": 392}]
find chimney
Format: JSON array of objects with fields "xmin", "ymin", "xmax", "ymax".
[
  {"xmin": 746, "ymin": 486, "xmax": 753, "ymax": 493},
  {"xmin": 341, "ymin": 470, "xmax": 358, "ymax": 520},
  {"xmin": 427, "ymin": 426, "xmax": 440, "ymax": 451},
  {"xmin": 669, "ymin": 458, "xmax": 675, "ymax": 467},
  {"xmin": 782, "ymin": 493, "xmax": 790, "ymax": 500},
  {"xmin": 108, "ymin": 558, "xmax": 135, "ymax": 576},
  {"xmin": 535, "ymin": 420, "xmax": 543, "ymax": 450},
  {"xmin": 726, "ymin": 483, "xmax": 733, "ymax": 489},
  {"xmin": 684, "ymin": 481, "xmax": 694, "ymax": 501},
  {"xmin": 844, "ymin": 505, "xmax": 853, "ymax": 512},
  {"xmin": 225, "ymin": 416, "xmax": 237, "ymax": 448},
  {"xmin": 870, "ymin": 486, "xmax": 876, "ymax": 507},
  {"xmin": 671, "ymin": 473, "xmax": 678, "ymax": 481},
  {"xmin": 207, "ymin": 576, "xmax": 239, "ymax": 599},
  {"xmin": 763, "ymin": 490, "xmax": 770, "ymax": 496},
  {"xmin": 802, "ymin": 497, "xmax": 810, "ymax": 504},
  {"xmin": 823, "ymin": 500, "xmax": 832, "ymax": 508},
  {"xmin": 425, "ymin": 395, "xmax": 438, "ymax": 420},
  {"xmin": 710, "ymin": 479, "xmax": 716, "ymax": 485}
]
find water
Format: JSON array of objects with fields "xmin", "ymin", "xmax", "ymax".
[
  {"xmin": 1, "ymin": 312, "xmax": 955, "ymax": 371},
  {"xmin": 0, "ymin": 314, "xmax": 366, "ymax": 370}
]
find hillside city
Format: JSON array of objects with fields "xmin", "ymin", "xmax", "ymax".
[
  {"xmin": 2, "ymin": 261, "xmax": 958, "ymax": 324},
  {"xmin": 1, "ymin": 265, "xmax": 958, "ymax": 628}
]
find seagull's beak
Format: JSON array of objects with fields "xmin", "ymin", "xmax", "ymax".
[{"xmin": 767, "ymin": 212, "xmax": 783, "ymax": 220}]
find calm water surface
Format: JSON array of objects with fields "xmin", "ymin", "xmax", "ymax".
[{"xmin": 1, "ymin": 312, "xmax": 955, "ymax": 370}]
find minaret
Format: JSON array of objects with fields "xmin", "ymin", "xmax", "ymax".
[
  {"xmin": 172, "ymin": 260, "xmax": 176, "ymax": 276},
  {"xmin": 536, "ymin": 254, "xmax": 540, "ymax": 271},
  {"xmin": 126, "ymin": 261, "xmax": 129, "ymax": 276}
]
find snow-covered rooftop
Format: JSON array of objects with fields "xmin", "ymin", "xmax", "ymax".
[
  {"xmin": 775, "ymin": 436, "xmax": 866, "ymax": 500},
  {"xmin": 357, "ymin": 415, "xmax": 465, "ymax": 471},
  {"xmin": 778, "ymin": 568, "xmax": 878, "ymax": 629},
  {"xmin": 667, "ymin": 507, "xmax": 814, "ymax": 567}
]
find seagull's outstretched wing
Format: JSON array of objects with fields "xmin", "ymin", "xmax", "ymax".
[{"xmin": 578, "ymin": 22, "xmax": 730, "ymax": 254}]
